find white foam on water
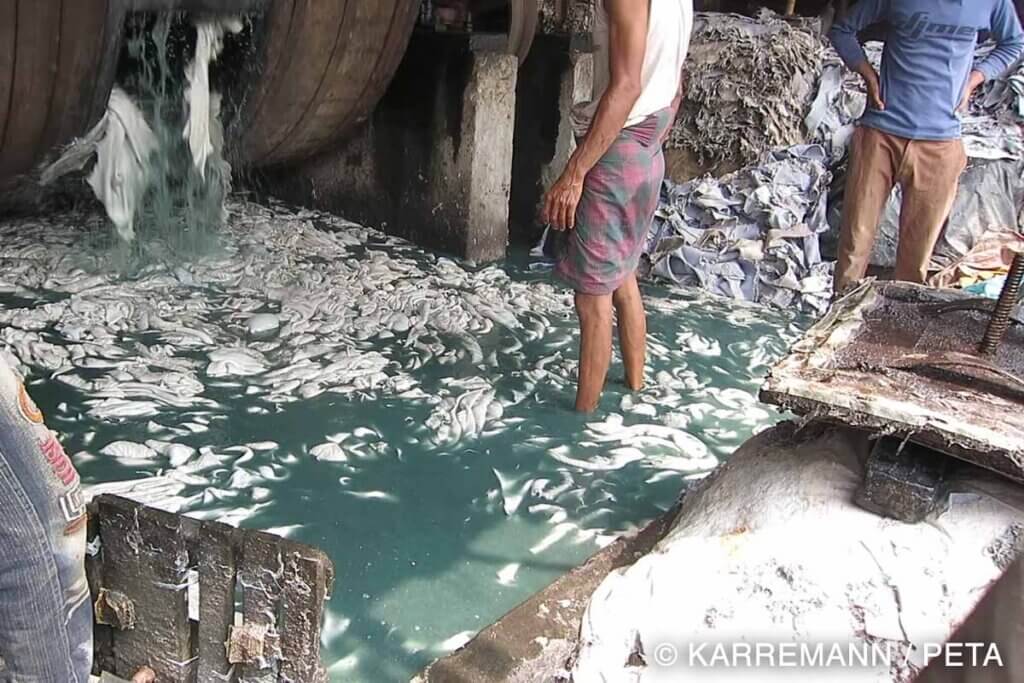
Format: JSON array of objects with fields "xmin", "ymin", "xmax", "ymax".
[
  {"xmin": 342, "ymin": 490, "xmax": 400, "ymax": 503},
  {"xmin": 530, "ymin": 522, "xmax": 577, "ymax": 555},
  {"xmin": 493, "ymin": 468, "xmax": 539, "ymax": 516},
  {"xmin": 310, "ymin": 442, "xmax": 348, "ymax": 462},
  {"xmin": 262, "ymin": 524, "xmax": 302, "ymax": 538},
  {"xmin": 436, "ymin": 631, "xmax": 476, "ymax": 653},
  {"xmin": 100, "ymin": 441, "xmax": 158, "ymax": 460},
  {"xmin": 496, "ymin": 563, "xmax": 520, "ymax": 586}
]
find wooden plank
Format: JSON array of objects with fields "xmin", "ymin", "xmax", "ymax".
[
  {"xmin": 243, "ymin": 0, "xmax": 348, "ymax": 164},
  {"xmin": 95, "ymin": 495, "xmax": 143, "ymax": 680},
  {"xmin": 87, "ymin": 0, "xmax": 125, "ymax": 129},
  {"xmin": 261, "ymin": 0, "xmax": 367, "ymax": 160},
  {"xmin": 235, "ymin": 0, "xmax": 297, "ymax": 164},
  {"xmin": 197, "ymin": 523, "xmax": 239, "ymax": 683},
  {"xmin": 89, "ymin": 496, "xmax": 335, "ymax": 681},
  {"xmin": 239, "ymin": 0, "xmax": 421, "ymax": 166},
  {"xmin": 290, "ymin": 0, "xmax": 422, "ymax": 160},
  {"xmin": 236, "ymin": 532, "xmax": 284, "ymax": 683},
  {"xmin": 97, "ymin": 495, "xmax": 194, "ymax": 682},
  {"xmin": 86, "ymin": 506, "xmax": 116, "ymax": 675},
  {"xmin": 277, "ymin": 547, "xmax": 333, "ymax": 682}
]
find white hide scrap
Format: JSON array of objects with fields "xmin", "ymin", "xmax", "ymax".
[
  {"xmin": 0, "ymin": 198, "xmax": 802, "ymax": 534},
  {"xmin": 184, "ymin": 17, "xmax": 243, "ymax": 179},
  {"xmin": 41, "ymin": 87, "xmax": 158, "ymax": 242},
  {"xmin": 571, "ymin": 424, "xmax": 1024, "ymax": 682},
  {"xmin": 88, "ymin": 88, "xmax": 159, "ymax": 242}
]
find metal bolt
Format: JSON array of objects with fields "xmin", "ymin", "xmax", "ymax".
[{"xmin": 979, "ymin": 251, "xmax": 1024, "ymax": 356}]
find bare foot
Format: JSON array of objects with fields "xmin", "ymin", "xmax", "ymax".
[
  {"xmin": 132, "ymin": 667, "xmax": 156, "ymax": 683},
  {"xmin": 624, "ymin": 377, "xmax": 644, "ymax": 392}
]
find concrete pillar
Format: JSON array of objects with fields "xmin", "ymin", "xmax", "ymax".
[
  {"xmin": 509, "ymin": 35, "xmax": 592, "ymax": 245},
  {"xmin": 461, "ymin": 49, "xmax": 519, "ymax": 262},
  {"xmin": 259, "ymin": 33, "xmax": 518, "ymax": 263}
]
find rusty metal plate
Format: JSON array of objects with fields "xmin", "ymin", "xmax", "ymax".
[{"xmin": 760, "ymin": 280, "xmax": 1024, "ymax": 483}]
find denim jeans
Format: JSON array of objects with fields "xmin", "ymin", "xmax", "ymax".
[{"xmin": 0, "ymin": 355, "xmax": 92, "ymax": 682}]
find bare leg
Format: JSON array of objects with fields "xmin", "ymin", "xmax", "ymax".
[
  {"xmin": 612, "ymin": 273, "xmax": 646, "ymax": 391},
  {"xmin": 574, "ymin": 292, "xmax": 614, "ymax": 412}
]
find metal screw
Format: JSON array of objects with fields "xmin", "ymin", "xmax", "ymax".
[{"xmin": 979, "ymin": 251, "xmax": 1024, "ymax": 356}]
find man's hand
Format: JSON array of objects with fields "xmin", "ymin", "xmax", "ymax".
[
  {"xmin": 959, "ymin": 69, "xmax": 986, "ymax": 112},
  {"xmin": 542, "ymin": 168, "xmax": 585, "ymax": 231},
  {"xmin": 542, "ymin": 0, "xmax": 648, "ymax": 232},
  {"xmin": 856, "ymin": 61, "xmax": 885, "ymax": 111}
]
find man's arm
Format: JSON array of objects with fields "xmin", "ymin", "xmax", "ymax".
[
  {"xmin": 976, "ymin": 0, "xmax": 1024, "ymax": 80},
  {"xmin": 960, "ymin": 0, "xmax": 1024, "ymax": 110},
  {"xmin": 828, "ymin": 0, "xmax": 887, "ymax": 68},
  {"xmin": 828, "ymin": 0, "xmax": 888, "ymax": 110},
  {"xmin": 542, "ymin": 0, "xmax": 648, "ymax": 231}
]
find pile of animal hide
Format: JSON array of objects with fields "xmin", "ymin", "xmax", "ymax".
[
  {"xmin": 642, "ymin": 10, "xmax": 832, "ymax": 312},
  {"xmin": 646, "ymin": 29, "xmax": 1024, "ymax": 305},
  {"xmin": 644, "ymin": 145, "xmax": 834, "ymax": 315},
  {"xmin": 667, "ymin": 9, "xmax": 824, "ymax": 169}
]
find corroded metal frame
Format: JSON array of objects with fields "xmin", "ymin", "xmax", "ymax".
[{"xmin": 761, "ymin": 280, "xmax": 1024, "ymax": 483}]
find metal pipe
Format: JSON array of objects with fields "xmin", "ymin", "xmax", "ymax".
[{"xmin": 979, "ymin": 251, "xmax": 1024, "ymax": 355}]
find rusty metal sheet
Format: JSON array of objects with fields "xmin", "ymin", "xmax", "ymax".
[{"xmin": 760, "ymin": 281, "xmax": 1024, "ymax": 483}]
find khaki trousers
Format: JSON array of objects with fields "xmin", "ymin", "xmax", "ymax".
[{"xmin": 834, "ymin": 126, "xmax": 967, "ymax": 293}]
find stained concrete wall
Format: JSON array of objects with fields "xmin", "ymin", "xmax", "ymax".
[{"xmin": 260, "ymin": 33, "xmax": 518, "ymax": 263}]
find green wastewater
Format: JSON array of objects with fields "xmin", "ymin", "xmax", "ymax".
[{"xmin": 3, "ymin": 215, "xmax": 805, "ymax": 681}]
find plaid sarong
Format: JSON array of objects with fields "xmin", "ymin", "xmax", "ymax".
[{"xmin": 555, "ymin": 107, "xmax": 675, "ymax": 295}]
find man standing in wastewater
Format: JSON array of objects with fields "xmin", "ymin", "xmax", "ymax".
[
  {"xmin": 829, "ymin": 0, "xmax": 1024, "ymax": 295},
  {"xmin": 543, "ymin": 0, "xmax": 693, "ymax": 413},
  {"xmin": 0, "ymin": 352, "xmax": 92, "ymax": 682}
]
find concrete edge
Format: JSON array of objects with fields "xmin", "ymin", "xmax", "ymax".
[{"xmin": 413, "ymin": 505, "xmax": 681, "ymax": 683}]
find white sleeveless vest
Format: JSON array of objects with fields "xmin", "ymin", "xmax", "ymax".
[{"xmin": 572, "ymin": 0, "xmax": 693, "ymax": 138}]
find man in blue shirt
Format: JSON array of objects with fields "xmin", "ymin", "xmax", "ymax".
[{"xmin": 829, "ymin": 0, "xmax": 1024, "ymax": 294}]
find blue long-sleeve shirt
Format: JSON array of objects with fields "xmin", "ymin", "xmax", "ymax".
[{"xmin": 829, "ymin": 0, "xmax": 1024, "ymax": 140}]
